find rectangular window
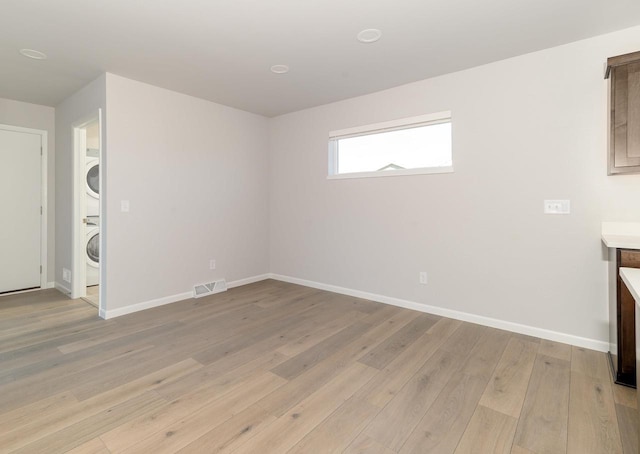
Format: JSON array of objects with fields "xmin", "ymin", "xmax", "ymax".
[{"xmin": 328, "ymin": 111, "xmax": 453, "ymax": 179}]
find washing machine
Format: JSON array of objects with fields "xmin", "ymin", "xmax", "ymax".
[
  {"xmin": 86, "ymin": 158, "xmax": 99, "ymax": 216},
  {"xmin": 86, "ymin": 223, "xmax": 99, "ymax": 286}
]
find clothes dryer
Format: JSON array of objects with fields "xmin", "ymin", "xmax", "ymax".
[
  {"xmin": 86, "ymin": 158, "xmax": 99, "ymax": 216},
  {"xmin": 86, "ymin": 223, "xmax": 99, "ymax": 286}
]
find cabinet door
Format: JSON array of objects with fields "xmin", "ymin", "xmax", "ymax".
[
  {"xmin": 619, "ymin": 276, "xmax": 637, "ymax": 377},
  {"xmin": 621, "ymin": 250, "xmax": 640, "ymax": 267},
  {"xmin": 616, "ymin": 249, "xmax": 640, "ymax": 386},
  {"xmin": 610, "ymin": 61, "xmax": 640, "ymax": 174}
]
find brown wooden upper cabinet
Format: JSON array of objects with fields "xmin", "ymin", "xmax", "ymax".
[{"xmin": 606, "ymin": 51, "xmax": 640, "ymax": 175}]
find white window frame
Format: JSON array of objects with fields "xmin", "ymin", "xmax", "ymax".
[{"xmin": 328, "ymin": 111, "xmax": 453, "ymax": 179}]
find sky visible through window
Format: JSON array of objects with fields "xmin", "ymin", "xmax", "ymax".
[{"xmin": 337, "ymin": 122, "xmax": 451, "ymax": 174}]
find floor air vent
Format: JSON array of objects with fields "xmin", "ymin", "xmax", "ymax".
[{"xmin": 193, "ymin": 279, "xmax": 228, "ymax": 298}]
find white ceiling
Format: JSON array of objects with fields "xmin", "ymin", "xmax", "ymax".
[{"xmin": 2, "ymin": 0, "xmax": 640, "ymax": 117}]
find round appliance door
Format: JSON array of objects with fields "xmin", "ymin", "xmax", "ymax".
[
  {"xmin": 86, "ymin": 158, "xmax": 99, "ymax": 199},
  {"xmin": 86, "ymin": 227, "xmax": 99, "ymax": 268}
]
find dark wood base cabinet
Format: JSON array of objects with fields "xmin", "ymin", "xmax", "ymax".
[{"xmin": 610, "ymin": 249, "xmax": 640, "ymax": 388}]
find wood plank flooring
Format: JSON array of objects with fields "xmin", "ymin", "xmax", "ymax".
[
  {"xmin": 81, "ymin": 286, "xmax": 99, "ymax": 308},
  {"xmin": 0, "ymin": 280, "xmax": 636, "ymax": 453}
]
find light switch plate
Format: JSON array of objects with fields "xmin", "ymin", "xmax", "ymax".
[{"xmin": 544, "ymin": 200, "xmax": 570, "ymax": 214}]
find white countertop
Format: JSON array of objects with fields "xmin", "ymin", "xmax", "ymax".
[
  {"xmin": 621, "ymin": 268, "xmax": 640, "ymax": 304},
  {"xmin": 602, "ymin": 222, "xmax": 640, "ymax": 249}
]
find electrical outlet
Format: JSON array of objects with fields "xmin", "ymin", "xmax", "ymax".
[
  {"xmin": 62, "ymin": 268, "xmax": 71, "ymax": 283},
  {"xmin": 209, "ymin": 259, "xmax": 216, "ymax": 270},
  {"xmin": 544, "ymin": 200, "xmax": 570, "ymax": 214},
  {"xmin": 419, "ymin": 272, "xmax": 428, "ymax": 285}
]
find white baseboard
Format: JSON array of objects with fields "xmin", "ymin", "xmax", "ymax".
[
  {"xmin": 91, "ymin": 271, "xmax": 608, "ymax": 352},
  {"xmin": 100, "ymin": 273, "xmax": 271, "ymax": 320},
  {"xmin": 268, "ymin": 273, "xmax": 609, "ymax": 353},
  {"xmin": 54, "ymin": 281, "xmax": 71, "ymax": 296},
  {"xmin": 101, "ymin": 291, "xmax": 193, "ymax": 319},
  {"xmin": 228, "ymin": 274, "xmax": 271, "ymax": 289}
]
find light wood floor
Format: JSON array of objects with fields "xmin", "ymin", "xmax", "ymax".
[
  {"xmin": 82, "ymin": 285, "xmax": 99, "ymax": 308},
  {"xmin": 0, "ymin": 280, "xmax": 637, "ymax": 453}
]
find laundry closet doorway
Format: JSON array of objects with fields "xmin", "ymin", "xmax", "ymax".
[
  {"xmin": 71, "ymin": 110, "xmax": 103, "ymax": 311},
  {"xmin": 0, "ymin": 124, "xmax": 48, "ymax": 294}
]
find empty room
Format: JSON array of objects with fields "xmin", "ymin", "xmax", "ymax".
[{"xmin": 2, "ymin": 1, "xmax": 640, "ymax": 453}]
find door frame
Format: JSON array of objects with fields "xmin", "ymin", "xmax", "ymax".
[
  {"xmin": 71, "ymin": 109, "xmax": 104, "ymax": 316},
  {"xmin": 0, "ymin": 123, "xmax": 48, "ymax": 291}
]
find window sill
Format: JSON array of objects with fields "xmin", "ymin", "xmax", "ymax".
[{"xmin": 327, "ymin": 166, "xmax": 454, "ymax": 180}]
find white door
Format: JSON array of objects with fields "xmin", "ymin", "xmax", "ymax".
[{"xmin": 0, "ymin": 129, "xmax": 42, "ymax": 293}]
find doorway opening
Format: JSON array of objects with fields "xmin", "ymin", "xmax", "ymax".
[
  {"xmin": 0, "ymin": 124, "xmax": 48, "ymax": 295},
  {"xmin": 71, "ymin": 111, "xmax": 103, "ymax": 313}
]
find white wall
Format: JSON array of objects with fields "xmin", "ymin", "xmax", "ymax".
[
  {"xmin": 85, "ymin": 121, "xmax": 100, "ymax": 150},
  {"xmin": 104, "ymin": 74, "xmax": 270, "ymax": 311},
  {"xmin": 269, "ymin": 26, "xmax": 640, "ymax": 348},
  {"xmin": 0, "ymin": 98, "xmax": 56, "ymax": 284},
  {"xmin": 55, "ymin": 75, "xmax": 107, "ymax": 292}
]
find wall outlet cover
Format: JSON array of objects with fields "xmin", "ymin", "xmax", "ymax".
[{"xmin": 544, "ymin": 200, "xmax": 570, "ymax": 214}]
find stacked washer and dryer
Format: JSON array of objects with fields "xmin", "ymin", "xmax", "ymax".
[{"xmin": 86, "ymin": 153, "xmax": 100, "ymax": 286}]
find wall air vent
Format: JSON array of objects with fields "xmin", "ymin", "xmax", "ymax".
[{"xmin": 193, "ymin": 279, "xmax": 227, "ymax": 298}]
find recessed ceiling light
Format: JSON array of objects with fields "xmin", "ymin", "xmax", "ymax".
[
  {"xmin": 270, "ymin": 64, "xmax": 289, "ymax": 74},
  {"xmin": 19, "ymin": 49, "xmax": 47, "ymax": 60},
  {"xmin": 357, "ymin": 29, "xmax": 382, "ymax": 43}
]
